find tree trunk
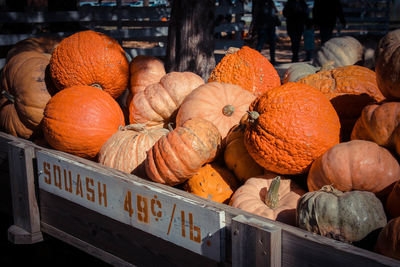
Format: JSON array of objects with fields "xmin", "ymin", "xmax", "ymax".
[{"xmin": 166, "ymin": 0, "xmax": 216, "ymax": 81}]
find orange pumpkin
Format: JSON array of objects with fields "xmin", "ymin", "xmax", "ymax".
[
  {"xmin": 49, "ymin": 30, "xmax": 129, "ymax": 99},
  {"xmin": 129, "ymin": 55, "xmax": 166, "ymax": 95},
  {"xmin": 129, "ymin": 72, "xmax": 204, "ymax": 127},
  {"xmin": 224, "ymin": 124, "xmax": 264, "ymax": 182},
  {"xmin": 175, "ymin": 82, "xmax": 255, "ymax": 140},
  {"xmin": 375, "ymin": 217, "xmax": 400, "ymax": 260},
  {"xmin": 208, "ymin": 46, "xmax": 281, "ymax": 97},
  {"xmin": 298, "ymin": 65, "xmax": 385, "ymax": 141},
  {"xmin": 229, "ymin": 173, "xmax": 306, "ymax": 226},
  {"xmin": 6, "ymin": 36, "xmax": 61, "ymax": 62},
  {"xmin": 243, "ymin": 82, "xmax": 341, "ymax": 175},
  {"xmin": 0, "ymin": 51, "xmax": 55, "ymax": 139},
  {"xmin": 145, "ymin": 118, "xmax": 221, "ymax": 186},
  {"xmin": 307, "ymin": 140, "xmax": 400, "ymax": 198},
  {"xmin": 183, "ymin": 163, "xmax": 239, "ymax": 204},
  {"xmin": 42, "ymin": 85, "xmax": 125, "ymax": 159},
  {"xmin": 98, "ymin": 124, "xmax": 169, "ymax": 174},
  {"xmin": 386, "ymin": 180, "xmax": 400, "ymax": 219}
]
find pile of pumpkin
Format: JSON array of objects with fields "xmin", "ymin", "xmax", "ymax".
[{"xmin": 1, "ymin": 29, "xmax": 400, "ymax": 260}]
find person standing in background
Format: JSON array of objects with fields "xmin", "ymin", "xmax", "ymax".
[
  {"xmin": 254, "ymin": 0, "xmax": 279, "ymax": 65},
  {"xmin": 303, "ymin": 17, "xmax": 314, "ymax": 61},
  {"xmin": 313, "ymin": 0, "xmax": 346, "ymax": 45},
  {"xmin": 283, "ymin": 0, "xmax": 309, "ymax": 62}
]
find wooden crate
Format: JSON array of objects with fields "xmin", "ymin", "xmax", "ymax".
[{"xmin": 1, "ymin": 131, "xmax": 399, "ymax": 267}]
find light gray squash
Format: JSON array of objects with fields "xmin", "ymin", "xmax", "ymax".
[{"xmin": 296, "ymin": 185, "xmax": 387, "ymax": 243}]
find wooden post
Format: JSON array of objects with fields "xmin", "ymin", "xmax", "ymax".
[
  {"xmin": 232, "ymin": 214, "xmax": 281, "ymax": 267},
  {"xmin": 7, "ymin": 141, "xmax": 43, "ymax": 244}
]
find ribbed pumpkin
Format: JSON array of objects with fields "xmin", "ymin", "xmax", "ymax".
[
  {"xmin": 307, "ymin": 140, "xmax": 400, "ymax": 198},
  {"xmin": 374, "ymin": 29, "xmax": 400, "ymax": 100},
  {"xmin": 208, "ymin": 46, "xmax": 281, "ymax": 97},
  {"xmin": 313, "ymin": 36, "xmax": 364, "ymax": 68},
  {"xmin": 183, "ymin": 163, "xmax": 239, "ymax": 204},
  {"xmin": 129, "ymin": 55, "xmax": 166, "ymax": 95},
  {"xmin": 375, "ymin": 217, "xmax": 400, "ymax": 260},
  {"xmin": 42, "ymin": 85, "xmax": 125, "ymax": 159},
  {"xmin": 243, "ymin": 82, "xmax": 341, "ymax": 175},
  {"xmin": 175, "ymin": 82, "xmax": 255, "ymax": 140},
  {"xmin": 6, "ymin": 36, "xmax": 61, "ymax": 62},
  {"xmin": 229, "ymin": 174, "xmax": 306, "ymax": 226},
  {"xmin": 297, "ymin": 185, "xmax": 387, "ymax": 243},
  {"xmin": 49, "ymin": 30, "xmax": 129, "ymax": 99},
  {"xmin": 386, "ymin": 180, "xmax": 400, "ymax": 219},
  {"xmin": 351, "ymin": 102, "xmax": 400, "ymax": 154},
  {"xmin": 298, "ymin": 65, "xmax": 384, "ymax": 141},
  {"xmin": 145, "ymin": 118, "xmax": 221, "ymax": 186},
  {"xmin": 98, "ymin": 124, "xmax": 169, "ymax": 174},
  {"xmin": 129, "ymin": 72, "xmax": 204, "ymax": 127},
  {"xmin": 224, "ymin": 124, "xmax": 264, "ymax": 182},
  {"xmin": 282, "ymin": 61, "xmax": 335, "ymax": 84},
  {"xmin": 0, "ymin": 51, "xmax": 55, "ymax": 139}
]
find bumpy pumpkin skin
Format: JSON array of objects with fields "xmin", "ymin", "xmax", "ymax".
[
  {"xmin": 307, "ymin": 140, "xmax": 400, "ymax": 198},
  {"xmin": 0, "ymin": 51, "xmax": 55, "ymax": 139},
  {"xmin": 375, "ymin": 217, "xmax": 400, "ymax": 260},
  {"xmin": 208, "ymin": 46, "xmax": 281, "ymax": 97},
  {"xmin": 298, "ymin": 65, "xmax": 385, "ymax": 141},
  {"xmin": 145, "ymin": 118, "xmax": 222, "ymax": 186},
  {"xmin": 49, "ymin": 30, "xmax": 129, "ymax": 99},
  {"xmin": 98, "ymin": 124, "xmax": 169, "ymax": 174},
  {"xmin": 175, "ymin": 82, "xmax": 255, "ymax": 140},
  {"xmin": 313, "ymin": 36, "xmax": 364, "ymax": 68},
  {"xmin": 129, "ymin": 72, "xmax": 204, "ymax": 127},
  {"xmin": 229, "ymin": 173, "xmax": 306, "ymax": 226},
  {"xmin": 244, "ymin": 82, "xmax": 341, "ymax": 175},
  {"xmin": 183, "ymin": 163, "xmax": 239, "ymax": 204},
  {"xmin": 351, "ymin": 102, "xmax": 400, "ymax": 151},
  {"xmin": 42, "ymin": 85, "xmax": 125, "ymax": 159},
  {"xmin": 386, "ymin": 180, "xmax": 400, "ymax": 219},
  {"xmin": 297, "ymin": 185, "xmax": 387, "ymax": 243},
  {"xmin": 129, "ymin": 55, "xmax": 166, "ymax": 95},
  {"xmin": 224, "ymin": 124, "xmax": 264, "ymax": 182},
  {"xmin": 375, "ymin": 29, "xmax": 400, "ymax": 100}
]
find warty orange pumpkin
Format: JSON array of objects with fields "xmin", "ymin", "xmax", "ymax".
[
  {"xmin": 175, "ymin": 82, "xmax": 255, "ymax": 140},
  {"xmin": 145, "ymin": 118, "xmax": 221, "ymax": 186},
  {"xmin": 208, "ymin": 46, "xmax": 281, "ymax": 97},
  {"xmin": 243, "ymin": 82, "xmax": 341, "ymax": 175},
  {"xmin": 49, "ymin": 30, "xmax": 129, "ymax": 99},
  {"xmin": 42, "ymin": 85, "xmax": 125, "ymax": 159},
  {"xmin": 183, "ymin": 163, "xmax": 239, "ymax": 204}
]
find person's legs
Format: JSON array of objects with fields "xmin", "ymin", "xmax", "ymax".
[
  {"xmin": 319, "ymin": 26, "xmax": 333, "ymax": 45},
  {"xmin": 256, "ymin": 28, "xmax": 267, "ymax": 52},
  {"xmin": 267, "ymin": 27, "xmax": 276, "ymax": 64},
  {"xmin": 291, "ymin": 30, "xmax": 302, "ymax": 62}
]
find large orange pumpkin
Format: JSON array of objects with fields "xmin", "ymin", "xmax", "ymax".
[
  {"xmin": 129, "ymin": 72, "xmax": 204, "ymax": 127},
  {"xmin": 229, "ymin": 173, "xmax": 306, "ymax": 226},
  {"xmin": 243, "ymin": 82, "xmax": 341, "ymax": 175},
  {"xmin": 42, "ymin": 85, "xmax": 125, "ymax": 159},
  {"xmin": 0, "ymin": 51, "xmax": 55, "ymax": 139},
  {"xmin": 208, "ymin": 46, "xmax": 281, "ymax": 97},
  {"xmin": 6, "ymin": 36, "xmax": 61, "ymax": 62},
  {"xmin": 297, "ymin": 65, "xmax": 385, "ymax": 141},
  {"xmin": 307, "ymin": 140, "xmax": 400, "ymax": 198},
  {"xmin": 183, "ymin": 163, "xmax": 238, "ymax": 204},
  {"xmin": 145, "ymin": 118, "xmax": 221, "ymax": 186},
  {"xmin": 49, "ymin": 30, "xmax": 129, "ymax": 99},
  {"xmin": 175, "ymin": 82, "xmax": 255, "ymax": 140},
  {"xmin": 98, "ymin": 124, "xmax": 169, "ymax": 174}
]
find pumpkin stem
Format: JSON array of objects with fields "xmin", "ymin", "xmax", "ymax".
[
  {"xmin": 222, "ymin": 105, "xmax": 235, "ymax": 117},
  {"xmin": 319, "ymin": 60, "xmax": 335, "ymax": 72},
  {"xmin": 167, "ymin": 122, "xmax": 174, "ymax": 132},
  {"xmin": 225, "ymin": 47, "xmax": 240, "ymax": 55},
  {"xmin": 1, "ymin": 90, "xmax": 15, "ymax": 103},
  {"xmin": 264, "ymin": 176, "xmax": 281, "ymax": 209},
  {"xmin": 123, "ymin": 124, "xmax": 147, "ymax": 132},
  {"xmin": 90, "ymin": 83, "xmax": 103, "ymax": 89},
  {"xmin": 320, "ymin": 185, "xmax": 344, "ymax": 196},
  {"xmin": 247, "ymin": 111, "xmax": 260, "ymax": 123}
]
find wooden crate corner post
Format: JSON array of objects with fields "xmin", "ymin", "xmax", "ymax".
[
  {"xmin": 7, "ymin": 141, "xmax": 43, "ymax": 244},
  {"xmin": 231, "ymin": 214, "xmax": 281, "ymax": 267}
]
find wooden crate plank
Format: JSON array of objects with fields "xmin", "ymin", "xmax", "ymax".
[
  {"xmin": 7, "ymin": 141, "xmax": 43, "ymax": 244},
  {"xmin": 36, "ymin": 150, "xmax": 226, "ymax": 262},
  {"xmin": 39, "ymin": 190, "xmax": 219, "ymax": 267},
  {"xmin": 232, "ymin": 215, "xmax": 281, "ymax": 267}
]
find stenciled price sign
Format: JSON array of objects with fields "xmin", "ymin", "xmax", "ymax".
[{"xmin": 37, "ymin": 150, "xmax": 225, "ymax": 261}]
